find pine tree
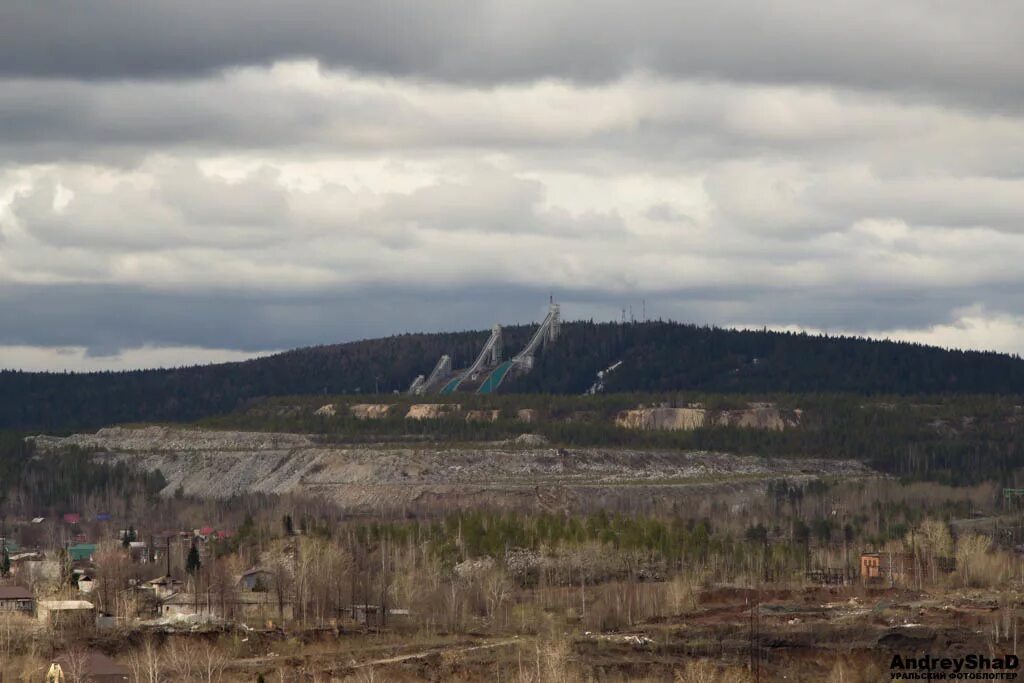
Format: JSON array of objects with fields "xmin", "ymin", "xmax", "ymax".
[
  {"xmin": 0, "ymin": 544, "xmax": 9, "ymax": 577},
  {"xmin": 186, "ymin": 541, "xmax": 201, "ymax": 575}
]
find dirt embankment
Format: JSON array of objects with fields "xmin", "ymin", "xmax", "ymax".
[
  {"xmin": 308, "ymin": 402, "xmax": 799, "ymax": 430},
  {"xmin": 616, "ymin": 403, "xmax": 801, "ymax": 431},
  {"xmin": 405, "ymin": 403, "xmax": 461, "ymax": 420},
  {"xmin": 465, "ymin": 409, "xmax": 500, "ymax": 423},
  {"xmin": 327, "ymin": 404, "xmax": 527, "ymax": 423},
  {"xmin": 349, "ymin": 403, "xmax": 392, "ymax": 419},
  {"xmin": 30, "ymin": 426, "xmax": 869, "ymax": 513}
]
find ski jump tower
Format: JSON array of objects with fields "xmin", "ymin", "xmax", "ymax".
[
  {"xmin": 511, "ymin": 300, "xmax": 560, "ymax": 371},
  {"xmin": 407, "ymin": 301, "xmax": 560, "ymax": 395}
]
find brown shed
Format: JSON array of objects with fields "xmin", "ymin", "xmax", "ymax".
[{"xmin": 0, "ymin": 585, "xmax": 35, "ymax": 614}]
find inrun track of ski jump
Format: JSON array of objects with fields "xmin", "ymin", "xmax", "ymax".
[{"xmin": 407, "ymin": 301, "xmax": 561, "ymax": 396}]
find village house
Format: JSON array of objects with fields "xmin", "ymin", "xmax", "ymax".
[
  {"xmin": 160, "ymin": 592, "xmax": 218, "ymax": 618},
  {"xmin": 8, "ymin": 550, "xmax": 42, "ymax": 577},
  {"xmin": 143, "ymin": 575, "xmax": 184, "ymax": 600},
  {"xmin": 0, "ymin": 585, "xmax": 35, "ymax": 614},
  {"xmin": 160, "ymin": 591, "xmax": 292, "ymax": 621},
  {"xmin": 238, "ymin": 567, "xmax": 274, "ymax": 592},
  {"xmin": 127, "ymin": 541, "xmax": 150, "ymax": 563},
  {"xmin": 37, "ymin": 599, "xmax": 94, "ymax": 628},
  {"xmin": 236, "ymin": 592, "xmax": 291, "ymax": 620},
  {"xmin": 9, "ymin": 550, "xmax": 42, "ymax": 564},
  {"xmin": 76, "ymin": 574, "xmax": 96, "ymax": 594},
  {"xmin": 860, "ymin": 552, "xmax": 886, "ymax": 580},
  {"xmin": 10, "ymin": 553, "xmax": 60, "ymax": 588},
  {"xmin": 348, "ymin": 603, "xmax": 411, "ymax": 626},
  {"xmin": 68, "ymin": 543, "xmax": 97, "ymax": 562},
  {"xmin": 860, "ymin": 551, "xmax": 955, "ymax": 582}
]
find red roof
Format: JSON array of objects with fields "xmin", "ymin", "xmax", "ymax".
[
  {"xmin": 200, "ymin": 526, "xmax": 215, "ymax": 535},
  {"xmin": 63, "ymin": 513, "xmax": 81, "ymax": 524}
]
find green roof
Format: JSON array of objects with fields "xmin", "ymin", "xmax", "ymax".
[
  {"xmin": 0, "ymin": 539, "xmax": 19, "ymax": 553},
  {"xmin": 68, "ymin": 543, "xmax": 97, "ymax": 561}
]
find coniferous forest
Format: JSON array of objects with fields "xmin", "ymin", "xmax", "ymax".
[{"xmin": 3, "ymin": 320, "xmax": 1024, "ymax": 431}]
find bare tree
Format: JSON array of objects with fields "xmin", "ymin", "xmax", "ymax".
[
  {"xmin": 483, "ymin": 569, "xmax": 512, "ymax": 623},
  {"xmin": 60, "ymin": 647, "xmax": 93, "ymax": 683},
  {"xmin": 162, "ymin": 638, "xmax": 196, "ymax": 681},
  {"xmin": 194, "ymin": 640, "xmax": 227, "ymax": 683},
  {"xmin": 93, "ymin": 540, "xmax": 134, "ymax": 618},
  {"xmin": 126, "ymin": 637, "xmax": 164, "ymax": 683},
  {"xmin": 208, "ymin": 558, "xmax": 239, "ymax": 621},
  {"xmin": 270, "ymin": 558, "xmax": 293, "ymax": 623}
]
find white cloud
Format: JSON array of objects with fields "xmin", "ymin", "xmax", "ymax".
[
  {"xmin": 886, "ymin": 310, "xmax": 1024, "ymax": 357},
  {"xmin": 1, "ymin": 55, "xmax": 1024, "ymax": 365},
  {"xmin": 763, "ymin": 307, "xmax": 1024, "ymax": 357},
  {"xmin": 0, "ymin": 345, "xmax": 276, "ymax": 372}
]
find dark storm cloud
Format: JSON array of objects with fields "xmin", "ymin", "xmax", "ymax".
[
  {"xmin": 2, "ymin": 2, "xmax": 1022, "ymax": 108},
  {"xmin": 1, "ymin": 280, "xmax": 1018, "ymax": 359},
  {"xmin": 0, "ymin": 283, "xmax": 560, "ymax": 357}
]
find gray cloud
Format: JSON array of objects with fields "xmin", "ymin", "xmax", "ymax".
[
  {"xmin": 378, "ymin": 172, "xmax": 624, "ymax": 237},
  {"xmin": 2, "ymin": 3, "xmax": 1024, "ymax": 369},
  {"xmin": 0, "ymin": 282, "xmax": 848, "ymax": 357},
  {"xmin": 0, "ymin": 283, "xmax": 561, "ymax": 357},
  {"xmin": 645, "ymin": 204, "xmax": 694, "ymax": 224},
  {"xmin": 11, "ymin": 164, "xmax": 293, "ymax": 249},
  {"xmin": 2, "ymin": 67, "xmax": 1021, "ymax": 178},
  {"xmin": 2, "ymin": 2, "xmax": 1023, "ymax": 110},
  {"xmin": 3, "ymin": 279, "xmax": 1023, "ymax": 362}
]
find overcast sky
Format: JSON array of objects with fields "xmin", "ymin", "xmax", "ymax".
[{"xmin": 2, "ymin": 2, "xmax": 1024, "ymax": 371}]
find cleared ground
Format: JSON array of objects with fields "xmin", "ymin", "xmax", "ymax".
[{"xmin": 31, "ymin": 426, "xmax": 872, "ymax": 513}]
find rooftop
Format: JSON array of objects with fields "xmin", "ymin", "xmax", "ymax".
[
  {"xmin": 146, "ymin": 575, "xmax": 182, "ymax": 586},
  {"xmin": 0, "ymin": 586, "xmax": 33, "ymax": 600},
  {"xmin": 38, "ymin": 599, "xmax": 94, "ymax": 610},
  {"xmin": 241, "ymin": 567, "xmax": 272, "ymax": 577}
]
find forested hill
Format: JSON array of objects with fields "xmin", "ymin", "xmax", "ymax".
[{"xmin": 3, "ymin": 320, "xmax": 1024, "ymax": 431}]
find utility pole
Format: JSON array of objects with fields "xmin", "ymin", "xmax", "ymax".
[
  {"xmin": 748, "ymin": 596, "xmax": 755, "ymax": 677},
  {"xmin": 350, "ymin": 532, "xmax": 357, "ymax": 624},
  {"xmin": 748, "ymin": 587, "xmax": 761, "ymax": 682},
  {"xmin": 380, "ymin": 534, "xmax": 387, "ymax": 628}
]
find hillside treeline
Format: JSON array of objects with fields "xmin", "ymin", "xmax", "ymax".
[
  {"xmin": 0, "ymin": 432, "xmax": 166, "ymax": 514},
  {"xmin": 209, "ymin": 393, "xmax": 1024, "ymax": 485},
  {"xmin": 4, "ymin": 321, "xmax": 1024, "ymax": 431},
  {"xmin": 504, "ymin": 321, "xmax": 1024, "ymax": 394}
]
